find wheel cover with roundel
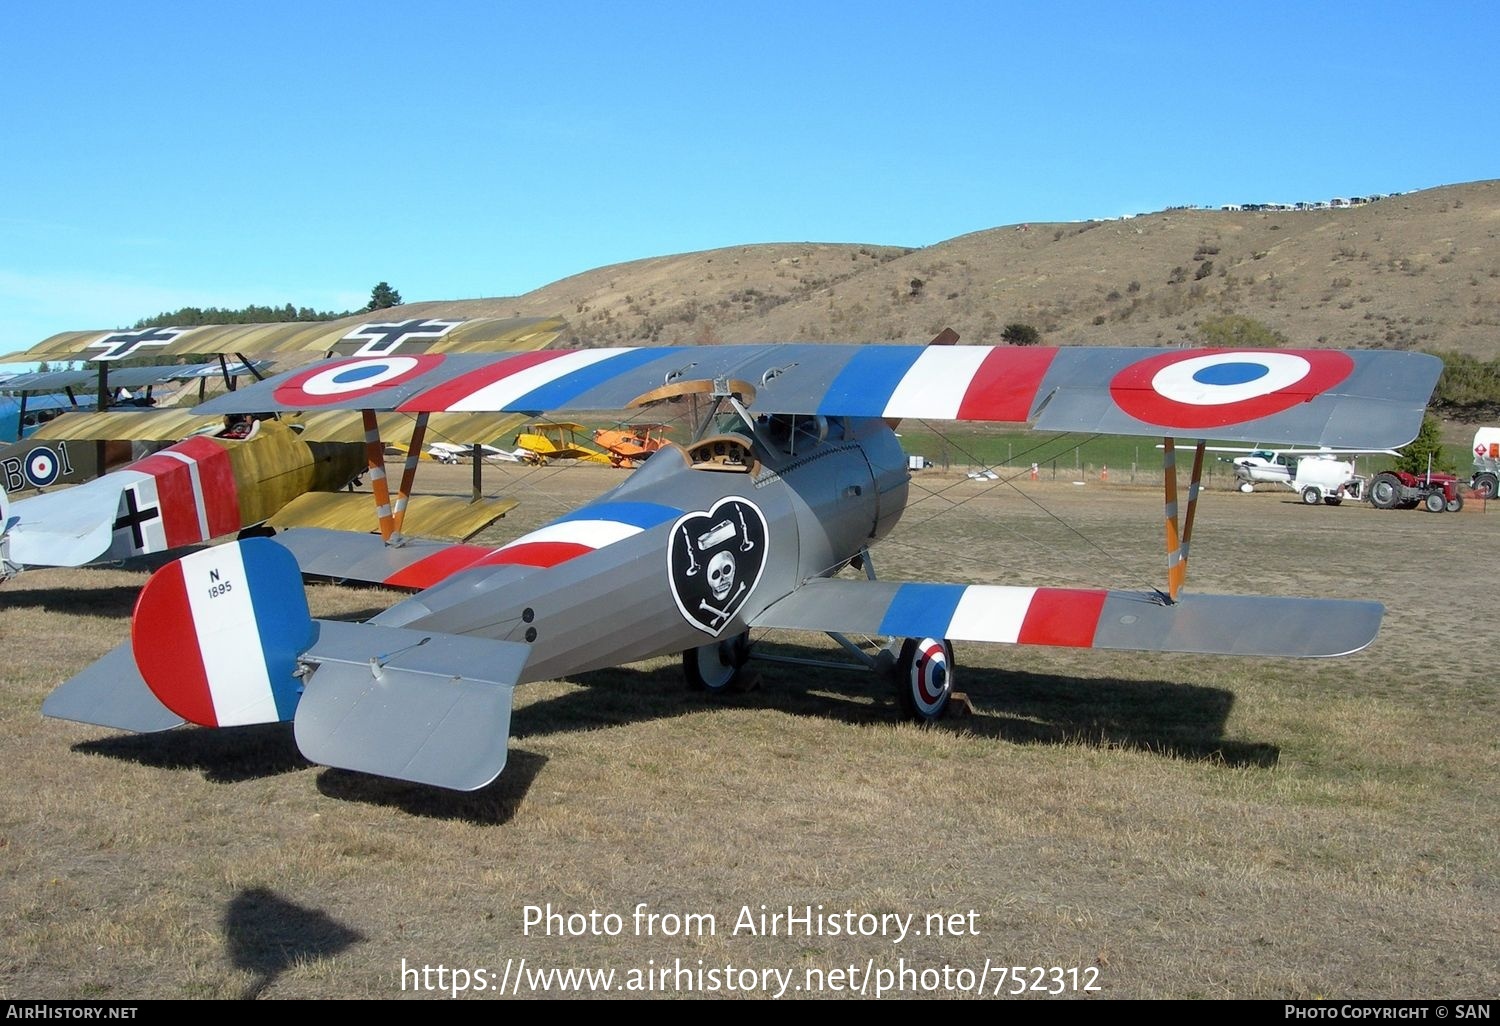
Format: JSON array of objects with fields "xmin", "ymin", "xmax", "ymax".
[{"xmin": 907, "ymin": 638, "xmax": 952, "ymax": 718}]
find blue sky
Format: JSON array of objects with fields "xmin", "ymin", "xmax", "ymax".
[{"xmin": 3, "ymin": 0, "xmax": 1497, "ymax": 356}]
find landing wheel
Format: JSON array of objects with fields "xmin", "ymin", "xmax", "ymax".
[
  {"xmin": 684, "ymin": 632, "xmax": 752, "ymax": 693},
  {"xmin": 895, "ymin": 637, "xmax": 954, "ymax": 723},
  {"xmin": 1238, "ymin": 482, "xmax": 1254, "ymax": 493}
]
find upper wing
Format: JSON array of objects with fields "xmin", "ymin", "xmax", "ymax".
[
  {"xmin": 193, "ymin": 344, "xmax": 1441, "ymax": 448},
  {"xmin": 4, "ymin": 315, "xmax": 564, "ymax": 363},
  {"xmin": 32, "ymin": 407, "xmax": 531, "ymax": 450},
  {"xmin": 752, "ymin": 578, "xmax": 1382, "ymax": 659},
  {"xmin": 0, "ymin": 360, "xmax": 267, "ymax": 393}
]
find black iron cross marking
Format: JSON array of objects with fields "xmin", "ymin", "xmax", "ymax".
[
  {"xmin": 88, "ymin": 326, "xmax": 189, "ymax": 361},
  {"xmin": 341, "ymin": 318, "xmax": 461, "ymax": 356},
  {"xmin": 112, "ymin": 488, "xmax": 160, "ymax": 549}
]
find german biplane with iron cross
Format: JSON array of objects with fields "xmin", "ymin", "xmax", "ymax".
[
  {"xmin": 0, "ymin": 316, "xmax": 565, "ymax": 575},
  {"xmin": 37, "ymin": 336, "xmax": 1441, "ymax": 792}
]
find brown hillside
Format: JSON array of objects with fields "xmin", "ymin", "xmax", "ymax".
[{"xmin": 386, "ymin": 180, "xmax": 1500, "ymax": 357}]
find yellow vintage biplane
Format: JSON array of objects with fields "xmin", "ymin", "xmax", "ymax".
[{"xmin": 0, "ymin": 315, "xmax": 564, "ymax": 574}]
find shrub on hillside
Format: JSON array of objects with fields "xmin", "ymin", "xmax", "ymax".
[{"xmin": 1194, "ymin": 314, "xmax": 1286, "ymax": 348}]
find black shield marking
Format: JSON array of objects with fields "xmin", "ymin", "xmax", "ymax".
[{"xmin": 667, "ymin": 497, "xmax": 769, "ymax": 636}]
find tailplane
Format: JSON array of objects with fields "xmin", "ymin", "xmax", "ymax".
[{"xmin": 60, "ymin": 535, "xmax": 530, "ymax": 790}]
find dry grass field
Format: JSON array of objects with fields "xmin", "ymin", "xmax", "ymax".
[{"xmin": 1, "ymin": 462, "xmax": 1496, "ymax": 999}]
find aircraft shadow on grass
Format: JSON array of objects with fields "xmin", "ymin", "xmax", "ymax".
[
  {"xmin": 315, "ymin": 749, "xmax": 547, "ymax": 825},
  {"xmin": 74, "ymin": 722, "xmax": 311, "ymax": 782},
  {"xmin": 71, "ymin": 638, "xmax": 1275, "ymax": 815},
  {"xmin": 537, "ymin": 639, "xmax": 1280, "ymax": 769},
  {"xmin": 223, "ymin": 887, "xmax": 364, "ymax": 1000},
  {"xmin": 73, "ymin": 728, "xmax": 547, "ymax": 826},
  {"xmin": 4, "ymin": 581, "xmax": 147, "ymax": 618}
]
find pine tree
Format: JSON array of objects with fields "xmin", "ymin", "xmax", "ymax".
[
  {"xmin": 365, "ymin": 282, "xmax": 403, "ymax": 312},
  {"xmin": 1393, "ymin": 414, "xmax": 1453, "ymax": 475}
]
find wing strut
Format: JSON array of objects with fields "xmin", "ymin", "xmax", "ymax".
[
  {"xmin": 217, "ymin": 354, "xmax": 238, "ymax": 392},
  {"xmin": 1161, "ymin": 437, "xmax": 1207, "ymax": 601},
  {"xmin": 235, "ymin": 353, "xmax": 267, "ymax": 382},
  {"xmin": 391, "ymin": 411, "xmax": 430, "ymax": 539},
  {"xmin": 361, "ymin": 409, "xmax": 397, "ymax": 542}
]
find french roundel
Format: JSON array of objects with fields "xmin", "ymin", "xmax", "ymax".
[
  {"xmin": 1109, "ymin": 349, "xmax": 1354, "ymax": 429},
  {"xmin": 272, "ymin": 354, "xmax": 445, "ymax": 407},
  {"xmin": 913, "ymin": 642, "xmax": 948, "ymax": 706},
  {"xmin": 24, "ymin": 447, "xmax": 60, "ymax": 487}
]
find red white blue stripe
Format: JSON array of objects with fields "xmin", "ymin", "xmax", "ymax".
[
  {"xmin": 132, "ymin": 539, "xmax": 312, "ymax": 727},
  {"xmin": 384, "ymin": 501, "xmax": 682, "ymax": 589},
  {"xmin": 878, "ymin": 583, "xmax": 1107, "ymax": 647}
]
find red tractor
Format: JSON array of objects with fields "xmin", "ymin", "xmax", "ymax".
[{"xmin": 1367, "ymin": 470, "xmax": 1464, "ymax": 512}]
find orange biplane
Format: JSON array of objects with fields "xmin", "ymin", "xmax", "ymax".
[{"xmin": 594, "ymin": 422, "xmax": 673, "ymax": 468}]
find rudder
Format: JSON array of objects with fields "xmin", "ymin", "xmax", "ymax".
[{"xmin": 131, "ymin": 538, "xmax": 314, "ymax": 726}]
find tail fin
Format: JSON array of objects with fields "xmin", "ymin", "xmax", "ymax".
[
  {"xmin": 129, "ymin": 535, "xmax": 528, "ymax": 789},
  {"xmin": 131, "ymin": 538, "xmax": 314, "ymax": 726}
]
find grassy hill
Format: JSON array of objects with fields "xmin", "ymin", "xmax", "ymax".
[{"xmin": 376, "ymin": 180, "xmax": 1499, "ymax": 359}]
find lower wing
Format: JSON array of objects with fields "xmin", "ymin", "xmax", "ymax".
[{"xmin": 751, "ymin": 578, "xmax": 1381, "ymax": 658}]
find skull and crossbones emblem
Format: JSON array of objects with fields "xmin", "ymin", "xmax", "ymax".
[
  {"xmin": 707, "ymin": 551, "xmax": 736, "ymax": 601},
  {"xmin": 668, "ymin": 498, "xmax": 768, "ymax": 636}
]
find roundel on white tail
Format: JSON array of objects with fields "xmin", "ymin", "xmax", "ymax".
[{"xmin": 1109, "ymin": 349, "xmax": 1355, "ymax": 429}]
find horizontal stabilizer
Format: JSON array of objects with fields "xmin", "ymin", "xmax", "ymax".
[
  {"xmin": 753, "ymin": 579, "xmax": 1383, "ymax": 658},
  {"xmin": 132, "ymin": 538, "xmax": 314, "ymax": 726},
  {"xmin": 267, "ymin": 492, "xmax": 517, "ymax": 541},
  {"xmin": 4, "ymin": 477, "xmax": 121, "ymax": 567},
  {"xmin": 42, "ymin": 641, "xmax": 186, "ymax": 732},
  {"xmin": 293, "ymin": 620, "xmax": 530, "ymax": 791}
]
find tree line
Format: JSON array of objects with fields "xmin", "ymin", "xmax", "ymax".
[{"xmin": 130, "ymin": 282, "xmax": 404, "ymax": 330}]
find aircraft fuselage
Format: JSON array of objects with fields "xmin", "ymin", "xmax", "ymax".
[{"xmin": 371, "ymin": 417, "xmax": 910, "ymax": 681}]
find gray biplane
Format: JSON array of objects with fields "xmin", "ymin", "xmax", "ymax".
[{"xmin": 39, "ymin": 340, "xmax": 1442, "ymax": 791}]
